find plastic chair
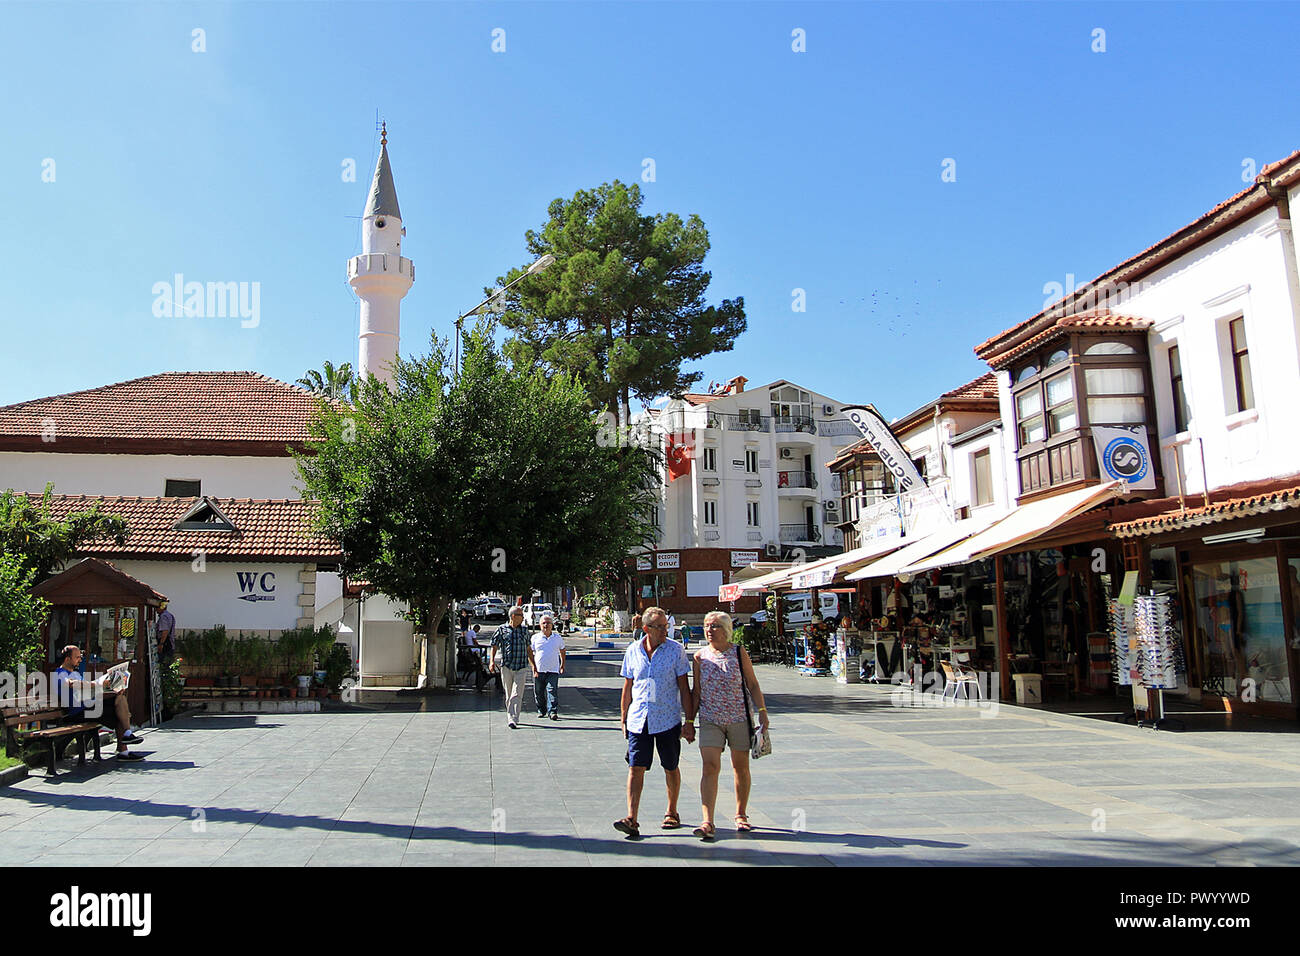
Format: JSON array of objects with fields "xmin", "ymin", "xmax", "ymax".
[{"xmin": 940, "ymin": 656, "xmax": 983, "ymax": 700}]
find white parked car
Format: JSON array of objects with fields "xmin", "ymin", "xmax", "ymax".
[
  {"xmin": 477, "ymin": 599, "xmax": 509, "ymax": 622},
  {"xmin": 522, "ymin": 603, "xmax": 555, "ymax": 627},
  {"xmin": 751, "ymin": 592, "xmax": 840, "ymax": 627}
]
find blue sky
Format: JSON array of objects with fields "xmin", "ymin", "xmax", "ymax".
[{"xmin": 2, "ymin": 1, "xmax": 1297, "ymax": 421}]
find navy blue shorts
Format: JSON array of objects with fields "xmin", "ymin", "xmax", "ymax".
[{"xmin": 626, "ymin": 725, "xmax": 682, "ymax": 771}]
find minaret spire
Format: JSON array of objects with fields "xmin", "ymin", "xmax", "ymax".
[{"xmin": 348, "ymin": 124, "xmax": 414, "ymax": 387}]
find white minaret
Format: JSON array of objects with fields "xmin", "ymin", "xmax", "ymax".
[{"xmin": 349, "ymin": 123, "xmax": 414, "ymax": 386}]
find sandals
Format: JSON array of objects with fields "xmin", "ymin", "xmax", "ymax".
[
  {"xmin": 661, "ymin": 812, "xmax": 681, "ymax": 830},
  {"xmin": 735, "ymin": 815, "xmax": 753, "ymax": 833},
  {"xmin": 692, "ymin": 822, "xmax": 716, "ymax": 841},
  {"xmin": 613, "ymin": 817, "xmax": 642, "ymax": 839}
]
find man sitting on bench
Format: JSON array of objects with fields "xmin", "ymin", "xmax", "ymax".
[{"xmin": 53, "ymin": 645, "xmax": 144, "ymax": 762}]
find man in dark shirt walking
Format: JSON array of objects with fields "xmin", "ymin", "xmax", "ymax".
[{"xmin": 490, "ymin": 607, "xmax": 532, "ymax": 729}]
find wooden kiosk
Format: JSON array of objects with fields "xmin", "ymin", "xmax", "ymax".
[{"xmin": 32, "ymin": 558, "xmax": 167, "ymax": 722}]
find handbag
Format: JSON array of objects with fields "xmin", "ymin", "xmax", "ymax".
[{"xmin": 738, "ymin": 644, "xmax": 772, "ymax": 760}]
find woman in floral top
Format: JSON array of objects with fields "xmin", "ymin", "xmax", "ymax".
[{"xmin": 690, "ymin": 610, "xmax": 769, "ymax": 840}]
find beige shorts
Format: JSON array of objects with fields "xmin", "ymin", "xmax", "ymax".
[{"xmin": 699, "ymin": 720, "xmax": 751, "ymax": 752}]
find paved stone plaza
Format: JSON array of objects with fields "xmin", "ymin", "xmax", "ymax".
[{"xmin": 3, "ymin": 642, "xmax": 1300, "ymax": 866}]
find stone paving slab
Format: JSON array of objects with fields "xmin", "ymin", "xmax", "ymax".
[{"xmin": 5, "ymin": 649, "xmax": 1300, "ymax": 866}]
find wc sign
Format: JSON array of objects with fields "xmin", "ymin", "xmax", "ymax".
[
  {"xmin": 1093, "ymin": 426, "xmax": 1156, "ymax": 491},
  {"xmin": 235, "ymin": 571, "xmax": 276, "ymax": 602}
]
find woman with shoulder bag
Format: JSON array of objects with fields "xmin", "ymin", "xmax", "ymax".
[{"xmin": 690, "ymin": 610, "xmax": 770, "ymax": 840}]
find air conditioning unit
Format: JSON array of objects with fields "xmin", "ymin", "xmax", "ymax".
[
  {"xmin": 823, "ymin": 404, "xmax": 836, "ymax": 416},
  {"xmin": 779, "ymin": 448, "xmax": 794, "ymax": 459},
  {"xmin": 824, "ymin": 499, "xmax": 839, "ymax": 513},
  {"xmin": 765, "ymin": 543, "xmax": 779, "ymax": 556}
]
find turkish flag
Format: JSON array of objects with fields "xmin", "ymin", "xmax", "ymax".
[{"xmin": 666, "ymin": 432, "xmax": 694, "ymax": 482}]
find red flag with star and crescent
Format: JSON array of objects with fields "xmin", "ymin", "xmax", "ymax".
[{"xmin": 666, "ymin": 432, "xmax": 694, "ymax": 482}]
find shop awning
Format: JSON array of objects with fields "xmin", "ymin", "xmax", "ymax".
[
  {"xmin": 718, "ymin": 563, "xmax": 801, "ymax": 601},
  {"xmin": 899, "ymin": 480, "xmax": 1122, "ymax": 574},
  {"xmin": 718, "ymin": 562, "xmax": 794, "ymax": 601},
  {"xmin": 845, "ymin": 510, "xmax": 1007, "ymax": 582},
  {"xmin": 788, "ymin": 539, "xmax": 904, "ymax": 590}
]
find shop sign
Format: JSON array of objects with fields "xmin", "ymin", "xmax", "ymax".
[
  {"xmin": 793, "ymin": 566, "xmax": 835, "ymax": 589},
  {"xmin": 636, "ymin": 555, "xmax": 652, "ymax": 571},
  {"xmin": 235, "ymin": 570, "xmax": 276, "ymax": 603},
  {"xmin": 731, "ymin": 550, "xmax": 759, "ymax": 567},
  {"xmin": 656, "ymin": 552, "xmax": 680, "ymax": 569},
  {"xmin": 1093, "ymin": 425, "xmax": 1156, "ymax": 491},
  {"xmin": 719, "ymin": 583, "xmax": 744, "ymax": 602}
]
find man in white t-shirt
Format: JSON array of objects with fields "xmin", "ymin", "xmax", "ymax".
[{"xmin": 528, "ymin": 613, "xmax": 566, "ymax": 720}]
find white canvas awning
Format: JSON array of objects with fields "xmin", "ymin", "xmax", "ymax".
[
  {"xmin": 845, "ymin": 510, "xmax": 1007, "ymax": 582},
  {"xmin": 788, "ymin": 539, "xmax": 905, "ymax": 590},
  {"xmin": 898, "ymin": 480, "xmax": 1122, "ymax": 574}
]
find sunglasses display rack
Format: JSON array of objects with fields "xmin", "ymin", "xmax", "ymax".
[
  {"xmin": 1108, "ymin": 599, "xmax": 1136, "ymax": 686},
  {"xmin": 1110, "ymin": 593, "xmax": 1186, "ymax": 730},
  {"xmin": 1134, "ymin": 592, "xmax": 1182, "ymax": 691}
]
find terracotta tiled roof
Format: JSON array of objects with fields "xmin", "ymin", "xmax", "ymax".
[
  {"xmin": 892, "ymin": 371, "xmax": 1003, "ymax": 432},
  {"xmin": 827, "ymin": 437, "xmax": 878, "ymax": 471},
  {"xmin": 975, "ymin": 149, "xmax": 1300, "ymax": 366},
  {"xmin": 682, "ymin": 393, "xmax": 725, "ymax": 405},
  {"xmin": 0, "ymin": 372, "xmax": 327, "ymax": 453},
  {"xmin": 29, "ymin": 494, "xmax": 343, "ymax": 561},
  {"xmin": 1109, "ymin": 481, "xmax": 1300, "ymax": 538},
  {"xmin": 939, "ymin": 372, "xmax": 999, "ymax": 402},
  {"xmin": 986, "ymin": 311, "xmax": 1154, "ymax": 370}
]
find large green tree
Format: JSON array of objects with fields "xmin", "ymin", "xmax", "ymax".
[
  {"xmin": 0, "ymin": 486, "xmax": 128, "ymax": 675},
  {"xmin": 0, "ymin": 553, "xmax": 47, "ymax": 677},
  {"xmin": 494, "ymin": 180, "xmax": 746, "ymax": 429},
  {"xmin": 0, "ymin": 486, "xmax": 128, "ymax": 584},
  {"xmin": 293, "ymin": 325, "xmax": 660, "ymax": 686}
]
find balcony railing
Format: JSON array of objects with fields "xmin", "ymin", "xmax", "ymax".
[
  {"xmin": 818, "ymin": 419, "xmax": 859, "ymax": 437},
  {"xmin": 779, "ymin": 524, "xmax": 822, "ymax": 543},
  {"xmin": 709, "ymin": 412, "xmax": 770, "ymax": 432},
  {"xmin": 777, "ymin": 470, "xmax": 817, "ymax": 489},
  {"xmin": 773, "ymin": 414, "xmax": 816, "ymax": 434}
]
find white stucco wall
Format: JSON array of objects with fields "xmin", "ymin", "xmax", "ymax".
[
  {"xmin": 108, "ymin": 560, "xmax": 310, "ymax": 633},
  {"xmin": 1111, "ymin": 206, "xmax": 1300, "ymax": 496},
  {"xmin": 0, "ymin": 452, "xmax": 304, "ymax": 499}
]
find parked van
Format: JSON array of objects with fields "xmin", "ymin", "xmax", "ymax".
[{"xmin": 751, "ymin": 592, "xmax": 840, "ymax": 626}]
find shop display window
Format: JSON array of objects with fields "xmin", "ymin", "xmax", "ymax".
[{"xmin": 1191, "ymin": 558, "xmax": 1289, "ymax": 703}]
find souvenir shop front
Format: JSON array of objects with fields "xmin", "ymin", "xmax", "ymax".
[
  {"xmin": 1110, "ymin": 488, "xmax": 1300, "ymax": 720},
  {"xmin": 843, "ymin": 482, "xmax": 1129, "ymax": 700}
]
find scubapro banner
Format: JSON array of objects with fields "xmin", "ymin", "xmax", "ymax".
[{"xmin": 839, "ymin": 406, "xmax": 926, "ymax": 493}]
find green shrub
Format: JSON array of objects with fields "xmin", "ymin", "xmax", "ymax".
[
  {"xmin": 161, "ymin": 656, "xmax": 184, "ymax": 716},
  {"xmin": 324, "ymin": 642, "xmax": 352, "ymax": 692}
]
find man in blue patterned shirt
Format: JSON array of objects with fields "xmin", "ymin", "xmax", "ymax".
[
  {"xmin": 614, "ymin": 606, "xmax": 695, "ymax": 838},
  {"xmin": 491, "ymin": 606, "xmax": 533, "ymax": 729}
]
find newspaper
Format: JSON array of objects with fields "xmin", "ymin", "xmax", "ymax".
[{"xmin": 103, "ymin": 661, "xmax": 132, "ymax": 693}]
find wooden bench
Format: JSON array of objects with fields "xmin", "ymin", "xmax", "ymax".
[{"xmin": 2, "ymin": 695, "xmax": 102, "ymax": 776}]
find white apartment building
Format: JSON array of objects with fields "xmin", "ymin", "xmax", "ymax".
[{"xmin": 629, "ymin": 375, "xmax": 862, "ymax": 618}]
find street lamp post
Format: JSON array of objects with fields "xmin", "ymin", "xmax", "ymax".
[{"xmin": 454, "ymin": 253, "xmax": 555, "ymax": 378}]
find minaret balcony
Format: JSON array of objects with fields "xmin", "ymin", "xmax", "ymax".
[{"xmin": 348, "ymin": 253, "xmax": 415, "ymax": 282}]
